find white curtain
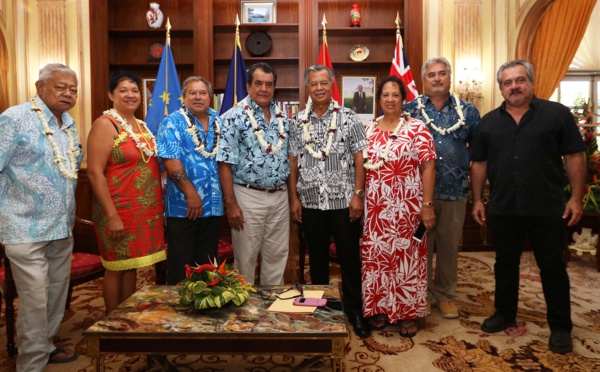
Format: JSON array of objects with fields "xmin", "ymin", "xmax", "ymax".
[{"xmin": 570, "ymin": 3, "xmax": 600, "ymax": 69}]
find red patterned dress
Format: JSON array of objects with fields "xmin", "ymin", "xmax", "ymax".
[
  {"xmin": 361, "ymin": 119, "xmax": 436, "ymax": 323},
  {"xmin": 92, "ymin": 116, "xmax": 166, "ymax": 271}
]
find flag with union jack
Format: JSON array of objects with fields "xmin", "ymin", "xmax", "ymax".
[{"xmin": 389, "ymin": 32, "xmax": 418, "ymax": 101}]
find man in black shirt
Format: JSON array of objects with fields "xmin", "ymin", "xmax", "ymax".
[{"xmin": 470, "ymin": 60, "xmax": 585, "ymax": 354}]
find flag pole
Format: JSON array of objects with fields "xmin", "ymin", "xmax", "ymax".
[
  {"xmin": 234, "ymin": 14, "xmax": 240, "ymax": 105},
  {"xmin": 395, "ymin": 11, "xmax": 401, "ymax": 35},
  {"xmin": 321, "ymin": 14, "xmax": 327, "ymax": 60},
  {"xmin": 164, "ymin": 18, "xmax": 172, "ymax": 117}
]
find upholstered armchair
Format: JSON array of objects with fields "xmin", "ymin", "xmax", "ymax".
[{"xmin": 0, "ymin": 216, "xmax": 105, "ymax": 356}]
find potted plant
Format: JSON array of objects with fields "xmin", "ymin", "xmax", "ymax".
[{"xmin": 567, "ymin": 98, "xmax": 600, "ymax": 211}]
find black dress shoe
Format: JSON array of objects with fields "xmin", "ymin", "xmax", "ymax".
[
  {"xmin": 549, "ymin": 330, "xmax": 573, "ymax": 354},
  {"xmin": 481, "ymin": 312, "xmax": 517, "ymax": 333},
  {"xmin": 349, "ymin": 315, "xmax": 372, "ymax": 338}
]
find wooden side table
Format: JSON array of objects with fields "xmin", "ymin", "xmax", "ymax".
[{"xmin": 565, "ymin": 211, "xmax": 600, "ymax": 272}]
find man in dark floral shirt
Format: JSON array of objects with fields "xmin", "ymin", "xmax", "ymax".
[{"xmin": 405, "ymin": 57, "xmax": 480, "ymax": 319}]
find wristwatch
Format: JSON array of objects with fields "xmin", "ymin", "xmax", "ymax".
[
  {"xmin": 423, "ymin": 202, "xmax": 434, "ymax": 207},
  {"xmin": 354, "ymin": 189, "xmax": 365, "ymax": 197}
]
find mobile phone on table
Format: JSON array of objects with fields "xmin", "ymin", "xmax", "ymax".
[
  {"xmin": 293, "ymin": 297, "xmax": 327, "ymax": 307},
  {"xmin": 413, "ymin": 221, "xmax": 427, "ymax": 242}
]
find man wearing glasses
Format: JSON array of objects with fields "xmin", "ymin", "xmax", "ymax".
[
  {"xmin": 218, "ymin": 62, "xmax": 290, "ymax": 286},
  {"xmin": 288, "ymin": 65, "xmax": 371, "ymax": 338}
]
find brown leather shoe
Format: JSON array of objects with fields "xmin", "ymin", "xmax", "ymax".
[{"xmin": 439, "ymin": 301, "xmax": 459, "ymax": 319}]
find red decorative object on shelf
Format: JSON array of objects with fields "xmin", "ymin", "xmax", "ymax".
[{"xmin": 350, "ymin": 3, "xmax": 361, "ymax": 27}]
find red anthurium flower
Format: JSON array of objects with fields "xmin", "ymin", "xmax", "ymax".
[{"xmin": 207, "ymin": 277, "xmax": 221, "ymax": 287}]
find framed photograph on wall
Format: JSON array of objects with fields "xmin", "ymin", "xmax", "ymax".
[
  {"xmin": 142, "ymin": 78, "xmax": 156, "ymax": 119},
  {"xmin": 241, "ymin": 1, "xmax": 277, "ymax": 24},
  {"xmin": 340, "ymin": 73, "xmax": 378, "ymax": 124}
]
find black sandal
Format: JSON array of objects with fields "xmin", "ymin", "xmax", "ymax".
[
  {"xmin": 399, "ymin": 320, "xmax": 418, "ymax": 338},
  {"xmin": 368, "ymin": 314, "xmax": 388, "ymax": 331},
  {"xmin": 48, "ymin": 348, "xmax": 79, "ymax": 364}
]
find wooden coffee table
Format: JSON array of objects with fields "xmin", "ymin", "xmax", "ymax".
[{"xmin": 84, "ymin": 284, "xmax": 348, "ymax": 371}]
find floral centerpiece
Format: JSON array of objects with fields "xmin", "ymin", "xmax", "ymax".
[
  {"xmin": 177, "ymin": 260, "xmax": 255, "ymax": 310},
  {"xmin": 567, "ymin": 98, "xmax": 600, "ymax": 211}
]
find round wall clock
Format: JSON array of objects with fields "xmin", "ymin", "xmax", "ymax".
[{"xmin": 245, "ymin": 31, "xmax": 272, "ymax": 57}]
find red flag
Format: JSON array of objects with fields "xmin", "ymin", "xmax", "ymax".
[
  {"xmin": 389, "ymin": 33, "xmax": 418, "ymax": 101},
  {"xmin": 317, "ymin": 38, "xmax": 342, "ymax": 105}
]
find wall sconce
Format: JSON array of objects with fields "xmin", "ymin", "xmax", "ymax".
[{"xmin": 457, "ymin": 67, "xmax": 483, "ymax": 107}]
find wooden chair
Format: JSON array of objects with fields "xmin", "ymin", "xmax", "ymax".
[{"xmin": 0, "ymin": 216, "xmax": 105, "ymax": 356}]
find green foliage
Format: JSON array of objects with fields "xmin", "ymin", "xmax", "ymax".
[{"xmin": 568, "ymin": 98, "xmax": 600, "ymax": 211}]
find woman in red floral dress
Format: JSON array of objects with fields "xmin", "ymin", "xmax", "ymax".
[
  {"xmin": 361, "ymin": 76, "xmax": 436, "ymax": 337},
  {"xmin": 88, "ymin": 71, "xmax": 166, "ymax": 312}
]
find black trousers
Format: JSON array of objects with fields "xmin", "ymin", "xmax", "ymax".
[
  {"xmin": 166, "ymin": 216, "xmax": 221, "ymax": 285},
  {"xmin": 301, "ymin": 208, "xmax": 363, "ymax": 316},
  {"xmin": 489, "ymin": 215, "xmax": 572, "ymax": 332}
]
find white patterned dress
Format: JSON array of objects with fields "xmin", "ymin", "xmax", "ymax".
[{"xmin": 361, "ymin": 118, "xmax": 436, "ymax": 323}]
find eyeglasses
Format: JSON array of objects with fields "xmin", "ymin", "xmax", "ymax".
[{"xmin": 259, "ymin": 282, "xmax": 303, "ymax": 301}]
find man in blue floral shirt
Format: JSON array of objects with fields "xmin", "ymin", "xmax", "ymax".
[
  {"xmin": 157, "ymin": 76, "xmax": 224, "ymax": 285},
  {"xmin": 405, "ymin": 57, "xmax": 480, "ymax": 319},
  {"xmin": 217, "ymin": 62, "xmax": 290, "ymax": 285},
  {"xmin": 0, "ymin": 63, "xmax": 82, "ymax": 369}
]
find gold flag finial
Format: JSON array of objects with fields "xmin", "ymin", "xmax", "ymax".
[
  {"xmin": 166, "ymin": 17, "xmax": 172, "ymax": 45},
  {"xmin": 322, "ymin": 13, "xmax": 328, "ymax": 41},
  {"xmin": 395, "ymin": 11, "xmax": 401, "ymax": 34}
]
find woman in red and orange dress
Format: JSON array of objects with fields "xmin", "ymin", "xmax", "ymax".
[
  {"xmin": 361, "ymin": 76, "xmax": 436, "ymax": 337},
  {"xmin": 87, "ymin": 71, "xmax": 166, "ymax": 312}
]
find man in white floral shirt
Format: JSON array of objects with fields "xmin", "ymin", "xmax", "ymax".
[
  {"xmin": 288, "ymin": 65, "xmax": 370, "ymax": 338},
  {"xmin": 0, "ymin": 63, "xmax": 82, "ymax": 370}
]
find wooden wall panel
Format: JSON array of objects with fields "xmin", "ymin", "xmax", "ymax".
[{"xmin": 38, "ymin": 0, "xmax": 67, "ymax": 64}]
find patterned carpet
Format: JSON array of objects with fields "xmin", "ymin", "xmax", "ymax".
[{"xmin": 1, "ymin": 251, "xmax": 600, "ymax": 371}]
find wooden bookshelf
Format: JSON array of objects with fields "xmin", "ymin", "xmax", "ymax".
[
  {"xmin": 90, "ymin": 0, "xmax": 422, "ymax": 117},
  {"xmin": 89, "ymin": 0, "xmax": 202, "ymax": 120}
]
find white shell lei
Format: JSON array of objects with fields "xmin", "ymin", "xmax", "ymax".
[
  {"xmin": 363, "ymin": 113, "xmax": 410, "ymax": 170},
  {"xmin": 181, "ymin": 107, "xmax": 220, "ymax": 158},
  {"xmin": 242, "ymin": 98, "xmax": 285, "ymax": 154},
  {"xmin": 103, "ymin": 109, "xmax": 158, "ymax": 158},
  {"xmin": 31, "ymin": 98, "xmax": 80, "ymax": 180},
  {"xmin": 416, "ymin": 93, "xmax": 465, "ymax": 135},
  {"xmin": 300, "ymin": 100, "xmax": 340, "ymax": 159}
]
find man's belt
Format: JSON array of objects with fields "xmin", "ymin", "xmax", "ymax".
[{"xmin": 235, "ymin": 183, "xmax": 286, "ymax": 193}]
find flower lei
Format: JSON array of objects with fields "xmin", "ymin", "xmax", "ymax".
[
  {"xmin": 103, "ymin": 109, "xmax": 158, "ymax": 158},
  {"xmin": 363, "ymin": 112, "xmax": 410, "ymax": 170},
  {"xmin": 31, "ymin": 98, "xmax": 80, "ymax": 180},
  {"xmin": 242, "ymin": 98, "xmax": 285, "ymax": 154},
  {"xmin": 300, "ymin": 100, "xmax": 339, "ymax": 159},
  {"xmin": 181, "ymin": 107, "xmax": 220, "ymax": 158},
  {"xmin": 416, "ymin": 93, "xmax": 465, "ymax": 135}
]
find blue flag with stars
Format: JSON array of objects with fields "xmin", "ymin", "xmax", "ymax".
[{"xmin": 145, "ymin": 43, "xmax": 182, "ymax": 134}]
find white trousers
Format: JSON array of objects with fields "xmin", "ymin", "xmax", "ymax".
[
  {"xmin": 4, "ymin": 237, "xmax": 73, "ymax": 372},
  {"xmin": 231, "ymin": 184, "xmax": 289, "ymax": 285}
]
